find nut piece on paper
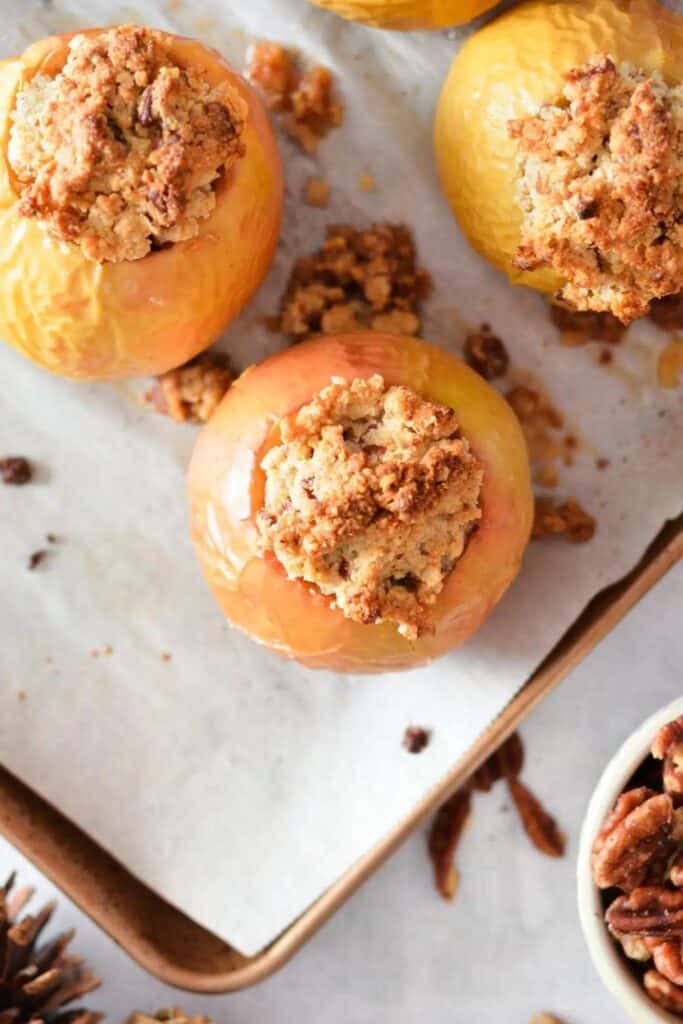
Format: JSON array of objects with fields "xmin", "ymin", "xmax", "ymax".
[
  {"xmin": 507, "ymin": 777, "xmax": 565, "ymax": 857},
  {"xmin": 591, "ymin": 788, "xmax": 673, "ymax": 891},
  {"xmin": 427, "ymin": 788, "xmax": 471, "ymax": 900}
]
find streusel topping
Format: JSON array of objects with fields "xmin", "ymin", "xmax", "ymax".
[
  {"xmin": 509, "ymin": 55, "xmax": 683, "ymax": 324},
  {"xmin": 257, "ymin": 375, "xmax": 483, "ymax": 639},
  {"xmin": 8, "ymin": 25, "xmax": 247, "ymax": 262}
]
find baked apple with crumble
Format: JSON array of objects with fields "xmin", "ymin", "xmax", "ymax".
[
  {"xmin": 188, "ymin": 332, "xmax": 533, "ymax": 673},
  {"xmin": 434, "ymin": 0, "xmax": 683, "ymax": 323},
  {"xmin": 0, "ymin": 24, "xmax": 282, "ymax": 379}
]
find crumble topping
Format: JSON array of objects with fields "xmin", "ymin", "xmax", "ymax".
[
  {"xmin": 8, "ymin": 25, "xmax": 247, "ymax": 262},
  {"xmin": 247, "ymin": 42, "xmax": 342, "ymax": 153},
  {"xmin": 145, "ymin": 353, "xmax": 233, "ymax": 422},
  {"xmin": 532, "ymin": 497, "xmax": 596, "ymax": 543},
  {"xmin": 256, "ymin": 375, "xmax": 483, "ymax": 639},
  {"xmin": 279, "ymin": 223, "xmax": 432, "ymax": 339},
  {"xmin": 509, "ymin": 55, "xmax": 683, "ymax": 323}
]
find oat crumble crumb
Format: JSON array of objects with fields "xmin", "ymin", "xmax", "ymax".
[
  {"xmin": 9, "ymin": 25, "xmax": 247, "ymax": 262},
  {"xmin": 532, "ymin": 496, "xmax": 596, "ymax": 543},
  {"xmin": 304, "ymin": 176, "xmax": 330, "ymax": 208},
  {"xmin": 257, "ymin": 375, "xmax": 483, "ymax": 639},
  {"xmin": 509, "ymin": 55, "xmax": 683, "ymax": 323},
  {"xmin": 247, "ymin": 42, "xmax": 342, "ymax": 152},
  {"xmin": 279, "ymin": 223, "xmax": 431, "ymax": 340},
  {"xmin": 146, "ymin": 353, "xmax": 233, "ymax": 423},
  {"xmin": 463, "ymin": 324, "xmax": 509, "ymax": 380}
]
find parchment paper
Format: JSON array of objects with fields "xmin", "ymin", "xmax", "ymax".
[{"xmin": 1, "ymin": 0, "xmax": 681, "ymax": 957}]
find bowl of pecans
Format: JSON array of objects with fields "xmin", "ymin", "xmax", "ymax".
[{"xmin": 578, "ymin": 698, "xmax": 683, "ymax": 1023}]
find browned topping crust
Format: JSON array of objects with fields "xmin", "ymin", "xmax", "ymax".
[
  {"xmin": 247, "ymin": 42, "xmax": 342, "ymax": 152},
  {"xmin": 257, "ymin": 375, "xmax": 483, "ymax": 639},
  {"xmin": 463, "ymin": 324, "xmax": 509, "ymax": 380},
  {"xmin": 509, "ymin": 55, "xmax": 683, "ymax": 323},
  {"xmin": 0, "ymin": 456, "xmax": 32, "ymax": 485},
  {"xmin": 532, "ymin": 497, "xmax": 596, "ymax": 543},
  {"xmin": 9, "ymin": 26, "xmax": 247, "ymax": 262},
  {"xmin": 279, "ymin": 223, "xmax": 432, "ymax": 340},
  {"xmin": 146, "ymin": 353, "xmax": 233, "ymax": 423}
]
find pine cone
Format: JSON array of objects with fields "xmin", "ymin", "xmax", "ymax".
[
  {"xmin": 127, "ymin": 1011, "xmax": 214, "ymax": 1024},
  {"xmin": 0, "ymin": 873, "xmax": 101, "ymax": 1024}
]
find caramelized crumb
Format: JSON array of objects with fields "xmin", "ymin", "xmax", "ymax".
[
  {"xmin": 257, "ymin": 375, "xmax": 483, "ymax": 639},
  {"xmin": 9, "ymin": 25, "xmax": 247, "ymax": 262},
  {"xmin": 279, "ymin": 223, "xmax": 431, "ymax": 341},
  {"xmin": 403, "ymin": 726, "xmax": 432, "ymax": 754},
  {"xmin": 463, "ymin": 325, "xmax": 509, "ymax": 380},
  {"xmin": 0, "ymin": 456, "xmax": 32, "ymax": 485},
  {"xmin": 28, "ymin": 550, "xmax": 48, "ymax": 570},
  {"xmin": 247, "ymin": 42, "xmax": 342, "ymax": 152},
  {"xmin": 533, "ymin": 497, "xmax": 596, "ymax": 543},
  {"xmin": 649, "ymin": 292, "xmax": 683, "ymax": 330},
  {"xmin": 510, "ymin": 55, "xmax": 683, "ymax": 323},
  {"xmin": 146, "ymin": 353, "xmax": 233, "ymax": 423},
  {"xmin": 549, "ymin": 304, "xmax": 625, "ymax": 347},
  {"xmin": 303, "ymin": 176, "xmax": 330, "ymax": 208}
]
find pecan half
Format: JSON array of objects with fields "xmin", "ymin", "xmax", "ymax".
[
  {"xmin": 619, "ymin": 934, "xmax": 655, "ymax": 961},
  {"xmin": 644, "ymin": 969, "xmax": 683, "ymax": 1013},
  {"xmin": 472, "ymin": 732, "xmax": 524, "ymax": 792},
  {"xmin": 591, "ymin": 788, "xmax": 673, "ymax": 890},
  {"xmin": 508, "ymin": 777, "xmax": 565, "ymax": 857},
  {"xmin": 606, "ymin": 886, "xmax": 683, "ymax": 939},
  {"xmin": 653, "ymin": 941, "xmax": 683, "ymax": 985},
  {"xmin": 652, "ymin": 716, "xmax": 683, "ymax": 800},
  {"xmin": 427, "ymin": 788, "xmax": 471, "ymax": 900},
  {"xmin": 670, "ymin": 850, "xmax": 683, "ymax": 887}
]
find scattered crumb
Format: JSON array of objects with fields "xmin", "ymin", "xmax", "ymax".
[
  {"xmin": 161, "ymin": 652, "xmax": 172, "ymax": 662},
  {"xmin": 9, "ymin": 26, "xmax": 247, "ymax": 262},
  {"xmin": 549, "ymin": 304, "xmax": 625, "ymax": 347},
  {"xmin": 535, "ymin": 465, "xmax": 558, "ymax": 489},
  {"xmin": 257, "ymin": 375, "xmax": 483, "ymax": 639},
  {"xmin": 598, "ymin": 347, "xmax": 613, "ymax": 366},
  {"xmin": 247, "ymin": 41, "xmax": 342, "ymax": 152},
  {"xmin": 403, "ymin": 726, "xmax": 432, "ymax": 754},
  {"xmin": 16, "ymin": 691, "xmax": 25, "ymax": 703},
  {"xmin": 145, "ymin": 353, "xmax": 233, "ymax": 423},
  {"xmin": 27, "ymin": 550, "xmax": 47, "ymax": 570},
  {"xmin": 529, "ymin": 1015, "xmax": 565, "ymax": 1024},
  {"xmin": 510, "ymin": 55, "xmax": 683, "ymax": 322},
  {"xmin": 463, "ymin": 324, "xmax": 509, "ymax": 380},
  {"xmin": 46, "ymin": 533, "xmax": 59, "ymax": 544},
  {"xmin": 278, "ymin": 223, "xmax": 431, "ymax": 340},
  {"xmin": 657, "ymin": 339, "xmax": 683, "ymax": 387},
  {"xmin": 303, "ymin": 176, "xmax": 330, "ymax": 208},
  {"xmin": 533, "ymin": 496, "xmax": 596, "ymax": 543},
  {"xmin": 102, "ymin": 645, "xmax": 113, "ymax": 656},
  {"xmin": 596, "ymin": 457, "xmax": 610, "ymax": 470},
  {"xmin": 358, "ymin": 173, "xmax": 375, "ymax": 193},
  {"xmin": 1, "ymin": 456, "xmax": 33, "ymax": 485},
  {"xmin": 90, "ymin": 649, "xmax": 100, "ymax": 658},
  {"xmin": 506, "ymin": 384, "xmax": 566, "ymax": 484}
]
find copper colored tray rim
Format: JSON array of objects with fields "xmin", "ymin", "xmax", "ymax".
[{"xmin": 1, "ymin": 514, "xmax": 682, "ymax": 993}]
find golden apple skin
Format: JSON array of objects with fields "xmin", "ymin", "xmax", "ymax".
[
  {"xmin": 188, "ymin": 333, "xmax": 533, "ymax": 674},
  {"xmin": 308, "ymin": 0, "xmax": 499, "ymax": 30},
  {"xmin": 434, "ymin": 0, "xmax": 683, "ymax": 297},
  {"xmin": 0, "ymin": 30, "xmax": 283, "ymax": 380}
]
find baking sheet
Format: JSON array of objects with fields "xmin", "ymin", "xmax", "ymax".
[{"xmin": 1, "ymin": 0, "xmax": 681, "ymax": 958}]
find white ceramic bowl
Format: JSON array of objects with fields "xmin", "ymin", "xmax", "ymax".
[{"xmin": 577, "ymin": 697, "xmax": 683, "ymax": 1024}]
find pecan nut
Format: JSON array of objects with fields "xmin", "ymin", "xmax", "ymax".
[
  {"xmin": 644, "ymin": 970, "xmax": 683, "ymax": 1013},
  {"xmin": 606, "ymin": 886, "xmax": 683, "ymax": 939},
  {"xmin": 619, "ymin": 934, "xmax": 656, "ymax": 961},
  {"xmin": 652, "ymin": 941, "xmax": 683, "ymax": 985},
  {"xmin": 652, "ymin": 716, "xmax": 683, "ymax": 799},
  {"xmin": 591, "ymin": 788, "xmax": 673, "ymax": 890},
  {"xmin": 508, "ymin": 777, "xmax": 565, "ymax": 857}
]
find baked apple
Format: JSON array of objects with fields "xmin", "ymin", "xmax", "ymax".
[
  {"xmin": 0, "ymin": 25, "xmax": 282, "ymax": 380},
  {"xmin": 308, "ymin": 0, "xmax": 499, "ymax": 29},
  {"xmin": 188, "ymin": 332, "xmax": 533, "ymax": 673},
  {"xmin": 434, "ymin": 0, "xmax": 683, "ymax": 322}
]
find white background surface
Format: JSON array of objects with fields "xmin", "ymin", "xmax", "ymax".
[
  {"xmin": 2, "ymin": 561, "xmax": 681, "ymax": 1024},
  {"xmin": 2, "ymin": 0, "xmax": 682, "ymax": 958}
]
